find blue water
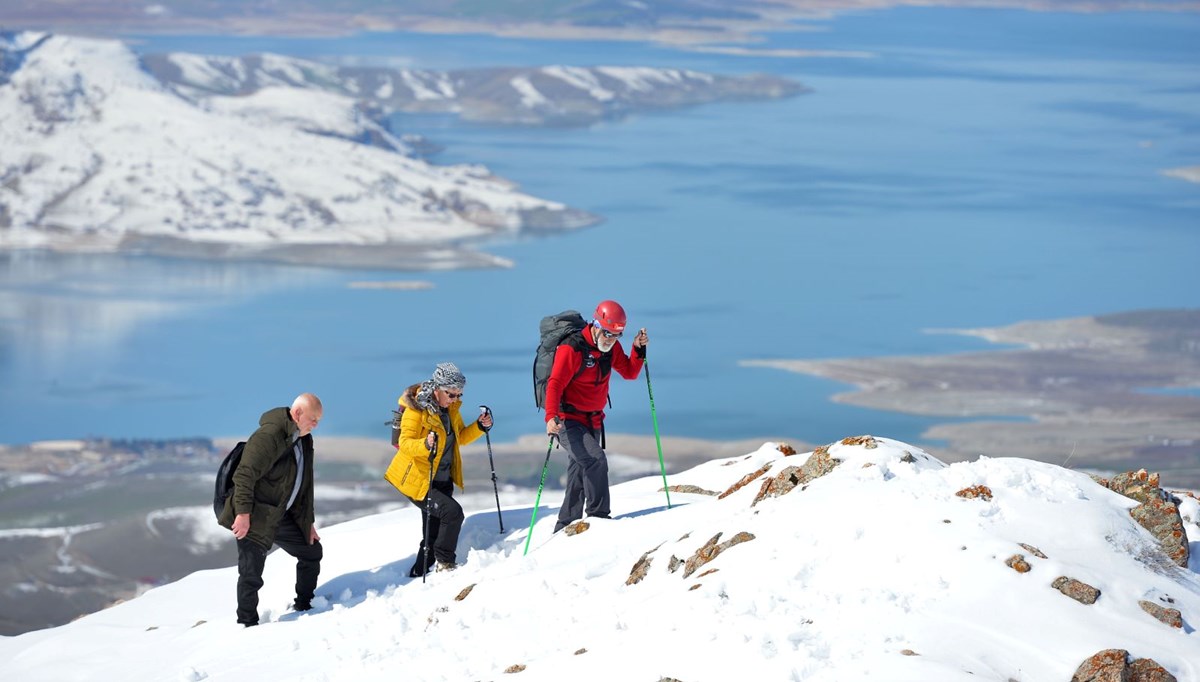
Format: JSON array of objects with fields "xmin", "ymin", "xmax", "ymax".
[{"xmin": 2, "ymin": 9, "xmax": 1197, "ymax": 447}]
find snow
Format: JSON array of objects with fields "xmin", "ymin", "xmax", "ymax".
[
  {"xmin": 1, "ymin": 438, "xmax": 1197, "ymax": 681},
  {"xmin": 543, "ymin": 66, "xmax": 615, "ymax": 101},
  {"xmin": 510, "ymin": 75, "xmax": 550, "ymax": 108},
  {"xmin": 0, "ymin": 32, "xmax": 575, "ymax": 252}
]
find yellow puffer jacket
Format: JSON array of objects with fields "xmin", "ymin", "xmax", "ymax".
[{"xmin": 384, "ymin": 384, "xmax": 484, "ymax": 501}]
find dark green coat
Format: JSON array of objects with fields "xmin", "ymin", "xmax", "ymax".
[{"xmin": 217, "ymin": 407, "xmax": 316, "ymax": 550}]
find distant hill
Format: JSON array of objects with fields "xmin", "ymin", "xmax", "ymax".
[{"xmin": 0, "ymin": 31, "xmax": 801, "ymax": 267}]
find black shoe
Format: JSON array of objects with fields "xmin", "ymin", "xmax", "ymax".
[
  {"xmin": 293, "ymin": 600, "xmax": 313, "ymax": 612},
  {"xmin": 436, "ymin": 560, "xmax": 458, "ymax": 573},
  {"xmin": 240, "ymin": 621, "xmax": 259, "ymax": 628}
]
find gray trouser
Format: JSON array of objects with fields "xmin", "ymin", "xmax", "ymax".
[{"xmin": 555, "ymin": 420, "xmax": 610, "ymax": 532}]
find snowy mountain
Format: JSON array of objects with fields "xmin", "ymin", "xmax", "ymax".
[
  {"xmin": 142, "ymin": 52, "xmax": 805, "ymax": 127},
  {"xmin": 1, "ymin": 437, "xmax": 1197, "ymax": 681},
  {"xmin": 0, "ymin": 31, "xmax": 802, "ymax": 267},
  {"xmin": 0, "ymin": 32, "xmax": 597, "ymax": 268}
]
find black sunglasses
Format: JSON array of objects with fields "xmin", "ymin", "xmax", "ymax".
[
  {"xmin": 444, "ymin": 391, "xmax": 463, "ymax": 399},
  {"xmin": 599, "ymin": 329, "xmax": 622, "ymax": 339}
]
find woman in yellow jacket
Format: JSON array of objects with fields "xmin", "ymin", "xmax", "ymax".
[{"xmin": 385, "ymin": 362, "xmax": 492, "ymax": 576}]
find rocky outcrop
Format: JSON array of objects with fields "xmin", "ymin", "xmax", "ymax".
[
  {"xmin": 1138, "ymin": 599, "xmax": 1183, "ymax": 629},
  {"xmin": 718, "ymin": 464, "xmax": 771, "ymax": 499},
  {"xmin": 1053, "ymin": 576, "xmax": 1101, "ymax": 605},
  {"xmin": 664, "ymin": 484, "xmax": 718, "ymax": 496},
  {"xmin": 1095, "ymin": 469, "xmax": 1188, "ymax": 567},
  {"xmin": 626, "ymin": 546, "xmax": 660, "ymax": 586},
  {"xmin": 1005, "ymin": 554, "xmax": 1031, "ymax": 573},
  {"xmin": 1071, "ymin": 649, "xmax": 1177, "ymax": 682},
  {"xmin": 955, "ymin": 485, "xmax": 993, "ymax": 501},
  {"xmin": 682, "ymin": 532, "xmax": 755, "ymax": 579}
]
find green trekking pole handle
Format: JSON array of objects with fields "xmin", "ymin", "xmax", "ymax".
[
  {"xmin": 644, "ymin": 357, "xmax": 671, "ymax": 509},
  {"xmin": 523, "ymin": 428, "xmax": 558, "ymax": 556}
]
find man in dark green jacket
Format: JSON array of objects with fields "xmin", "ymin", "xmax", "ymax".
[{"xmin": 218, "ymin": 393, "xmax": 323, "ymax": 626}]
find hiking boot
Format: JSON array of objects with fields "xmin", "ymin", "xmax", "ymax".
[
  {"xmin": 436, "ymin": 560, "xmax": 458, "ymax": 573},
  {"xmin": 293, "ymin": 600, "xmax": 313, "ymax": 612}
]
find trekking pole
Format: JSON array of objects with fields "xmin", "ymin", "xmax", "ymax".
[
  {"xmin": 523, "ymin": 423, "xmax": 558, "ymax": 556},
  {"xmin": 422, "ymin": 433, "xmax": 438, "ymax": 584},
  {"xmin": 644, "ymin": 353, "xmax": 671, "ymax": 510},
  {"xmin": 479, "ymin": 405, "xmax": 504, "ymax": 532}
]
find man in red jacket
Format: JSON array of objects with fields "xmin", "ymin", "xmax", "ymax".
[{"xmin": 545, "ymin": 300, "xmax": 648, "ymax": 532}]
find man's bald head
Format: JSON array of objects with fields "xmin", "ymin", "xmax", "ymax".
[{"xmin": 291, "ymin": 393, "xmax": 323, "ymax": 436}]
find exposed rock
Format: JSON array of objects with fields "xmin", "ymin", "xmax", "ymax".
[
  {"xmin": 682, "ymin": 532, "xmax": 756, "ymax": 578},
  {"xmin": 1053, "ymin": 576, "xmax": 1101, "ymax": 605},
  {"xmin": 697, "ymin": 568, "xmax": 719, "ymax": 578},
  {"xmin": 798, "ymin": 446, "xmax": 842, "ymax": 483},
  {"xmin": 777, "ymin": 442, "xmax": 798, "ymax": 455},
  {"xmin": 1128, "ymin": 658, "xmax": 1177, "ymax": 682},
  {"xmin": 574, "ymin": 648, "xmax": 587, "ymax": 655},
  {"xmin": 900, "ymin": 451, "xmax": 917, "ymax": 463},
  {"xmin": 1019, "ymin": 543, "xmax": 1048, "ymax": 559},
  {"xmin": 626, "ymin": 547, "xmax": 657, "ymax": 586},
  {"xmin": 751, "ymin": 466, "xmax": 802, "ymax": 507},
  {"xmin": 668, "ymin": 555, "xmax": 683, "ymax": 574},
  {"xmin": 688, "ymin": 584, "xmax": 701, "ymax": 591},
  {"xmin": 900, "ymin": 649, "xmax": 919, "ymax": 656},
  {"xmin": 1096, "ymin": 469, "xmax": 1189, "ymax": 567},
  {"xmin": 1138, "ymin": 600, "xmax": 1183, "ymax": 629},
  {"xmin": 564, "ymin": 521, "xmax": 590, "ymax": 536},
  {"xmin": 1072, "ymin": 649, "xmax": 1128, "ymax": 682},
  {"xmin": 454, "ymin": 584, "xmax": 476, "ymax": 602},
  {"xmin": 1005, "ymin": 554, "xmax": 1031, "ymax": 573},
  {"xmin": 504, "ymin": 664, "xmax": 526, "ymax": 674},
  {"xmin": 956, "ymin": 485, "xmax": 994, "ymax": 501},
  {"xmin": 664, "ymin": 484, "xmax": 718, "ymax": 496},
  {"xmin": 718, "ymin": 463, "xmax": 771, "ymax": 499},
  {"xmin": 841, "ymin": 435, "xmax": 879, "ymax": 449}
]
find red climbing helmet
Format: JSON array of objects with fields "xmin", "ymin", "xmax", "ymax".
[{"xmin": 593, "ymin": 300, "xmax": 627, "ymax": 333}]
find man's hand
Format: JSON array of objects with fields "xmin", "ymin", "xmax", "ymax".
[
  {"xmin": 478, "ymin": 412, "xmax": 493, "ymax": 430},
  {"xmin": 232, "ymin": 513, "xmax": 250, "ymax": 540},
  {"xmin": 546, "ymin": 418, "xmax": 562, "ymax": 436},
  {"xmin": 309, "ymin": 524, "xmax": 320, "ymax": 545},
  {"xmin": 633, "ymin": 328, "xmax": 648, "ymax": 348}
]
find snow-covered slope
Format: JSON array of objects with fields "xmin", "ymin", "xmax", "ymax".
[
  {"xmin": 145, "ymin": 52, "xmax": 805, "ymax": 127},
  {"xmin": 1, "ymin": 438, "xmax": 1197, "ymax": 681},
  {"xmin": 0, "ymin": 32, "xmax": 595, "ymax": 266}
]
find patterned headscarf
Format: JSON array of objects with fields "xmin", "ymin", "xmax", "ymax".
[{"xmin": 415, "ymin": 362, "xmax": 466, "ymax": 413}]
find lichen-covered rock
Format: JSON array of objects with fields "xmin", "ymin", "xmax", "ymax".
[
  {"xmin": 1096, "ymin": 469, "xmax": 1189, "ymax": 567},
  {"xmin": 682, "ymin": 531, "xmax": 755, "ymax": 578},
  {"xmin": 454, "ymin": 584, "xmax": 476, "ymax": 601},
  {"xmin": 1053, "ymin": 576, "xmax": 1101, "ymax": 605},
  {"xmin": 564, "ymin": 520, "xmax": 590, "ymax": 536},
  {"xmin": 664, "ymin": 484, "xmax": 718, "ymax": 496},
  {"xmin": 1071, "ymin": 649, "xmax": 1129, "ymax": 682},
  {"xmin": 1005, "ymin": 554, "xmax": 1031, "ymax": 573},
  {"xmin": 1138, "ymin": 599, "xmax": 1183, "ymax": 629},
  {"xmin": 797, "ymin": 446, "xmax": 842, "ymax": 483},
  {"xmin": 751, "ymin": 466, "xmax": 802, "ymax": 507},
  {"xmin": 1128, "ymin": 658, "xmax": 1177, "ymax": 682},
  {"xmin": 840, "ymin": 435, "xmax": 879, "ymax": 449},
  {"xmin": 717, "ymin": 463, "xmax": 771, "ymax": 499},
  {"xmin": 1019, "ymin": 543, "xmax": 1048, "ymax": 559},
  {"xmin": 668, "ymin": 555, "xmax": 683, "ymax": 573},
  {"xmin": 956, "ymin": 485, "xmax": 993, "ymax": 501},
  {"xmin": 777, "ymin": 442, "xmax": 797, "ymax": 455},
  {"xmin": 626, "ymin": 547, "xmax": 658, "ymax": 586},
  {"xmin": 504, "ymin": 664, "xmax": 527, "ymax": 674}
]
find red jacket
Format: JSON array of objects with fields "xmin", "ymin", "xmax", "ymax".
[{"xmin": 544, "ymin": 327, "xmax": 644, "ymax": 428}]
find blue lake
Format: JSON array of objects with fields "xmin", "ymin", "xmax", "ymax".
[{"xmin": 1, "ymin": 8, "xmax": 1197, "ymax": 447}]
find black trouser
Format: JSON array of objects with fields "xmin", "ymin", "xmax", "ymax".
[
  {"xmin": 236, "ymin": 517, "xmax": 323, "ymax": 625},
  {"xmin": 408, "ymin": 480, "xmax": 464, "ymax": 576},
  {"xmin": 554, "ymin": 420, "xmax": 610, "ymax": 533}
]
